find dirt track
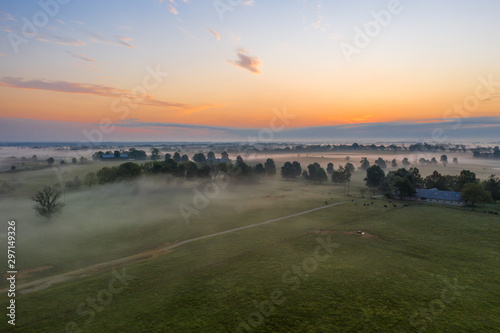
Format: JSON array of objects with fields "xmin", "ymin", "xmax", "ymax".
[{"xmin": 2, "ymin": 201, "xmax": 348, "ymax": 295}]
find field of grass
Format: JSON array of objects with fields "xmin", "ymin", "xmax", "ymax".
[
  {"xmin": 1, "ymin": 152, "xmax": 500, "ymax": 332},
  {"xmin": 2, "ymin": 201, "xmax": 499, "ymax": 332}
]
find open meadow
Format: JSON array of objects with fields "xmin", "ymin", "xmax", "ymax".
[{"xmin": 1, "ymin": 150, "xmax": 499, "ymax": 332}]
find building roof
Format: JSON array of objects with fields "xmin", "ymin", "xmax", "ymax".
[
  {"xmin": 101, "ymin": 154, "xmax": 129, "ymax": 158},
  {"xmin": 415, "ymin": 188, "xmax": 462, "ymax": 201}
]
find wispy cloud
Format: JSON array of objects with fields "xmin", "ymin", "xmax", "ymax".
[
  {"xmin": 87, "ymin": 31, "xmax": 135, "ymax": 48},
  {"xmin": 208, "ymin": 28, "xmax": 220, "ymax": 41},
  {"xmin": 0, "ymin": 77, "xmax": 188, "ymax": 109},
  {"xmin": 39, "ymin": 34, "xmax": 86, "ymax": 46},
  {"xmin": 168, "ymin": 4, "xmax": 178, "ymax": 15},
  {"xmin": 0, "ymin": 53, "xmax": 6, "ymax": 57},
  {"xmin": 67, "ymin": 51, "xmax": 97, "ymax": 63},
  {"xmin": 0, "ymin": 11, "xmax": 15, "ymax": 21},
  {"xmin": 229, "ymin": 49, "xmax": 261, "ymax": 74}
]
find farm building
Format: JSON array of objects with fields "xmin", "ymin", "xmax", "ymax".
[
  {"xmin": 408, "ymin": 188, "xmax": 465, "ymax": 206},
  {"xmin": 100, "ymin": 154, "xmax": 129, "ymax": 161}
]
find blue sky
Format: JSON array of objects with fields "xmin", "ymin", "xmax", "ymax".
[{"xmin": 0, "ymin": 0, "xmax": 499, "ymax": 141}]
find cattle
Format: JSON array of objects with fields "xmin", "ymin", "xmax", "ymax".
[{"xmin": 384, "ymin": 205, "xmax": 388, "ymax": 208}]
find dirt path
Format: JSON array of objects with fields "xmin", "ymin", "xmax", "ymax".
[{"xmin": 3, "ymin": 201, "xmax": 348, "ymax": 295}]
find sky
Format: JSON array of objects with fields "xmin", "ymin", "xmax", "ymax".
[{"xmin": 0, "ymin": 0, "xmax": 499, "ymax": 142}]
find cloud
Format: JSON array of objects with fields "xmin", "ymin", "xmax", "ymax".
[
  {"xmin": 208, "ymin": 28, "xmax": 220, "ymax": 41},
  {"xmin": 168, "ymin": 4, "xmax": 178, "ymax": 15},
  {"xmin": 87, "ymin": 31, "xmax": 135, "ymax": 48},
  {"xmin": 0, "ymin": 11, "xmax": 15, "ymax": 21},
  {"xmin": 229, "ymin": 49, "xmax": 261, "ymax": 74},
  {"xmin": 25, "ymin": 32, "xmax": 86, "ymax": 46},
  {"xmin": 0, "ymin": 77, "xmax": 188, "ymax": 109},
  {"xmin": 0, "ymin": 53, "xmax": 5, "ymax": 57},
  {"xmin": 67, "ymin": 51, "xmax": 97, "ymax": 63}
]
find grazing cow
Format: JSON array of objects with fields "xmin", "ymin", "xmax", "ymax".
[
  {"xmin": 384, "ymin": 205, "xmax": 388, "ymax": 208},
  {"xmin": 325, "ymin": 201, "xmax": 328, "ymax": 205},
  {"xmin": 495, "ymin": 212, "xmax": 499, "ymax": 215},
  {"xmin": 393, "ymin": 204, "xmax": 397, "ymax": 208},
  {"xmin": 389, "ymin": 201, "xmax": 392, "ymax": 204},
  {"xmin": 371, "ymin": 202, "xmax": 374, "ymax": 205}
]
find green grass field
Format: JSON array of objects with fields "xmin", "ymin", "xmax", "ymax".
[{"xmin": 1, "ymin": 154, "xmax": 500, "ymax": 332}]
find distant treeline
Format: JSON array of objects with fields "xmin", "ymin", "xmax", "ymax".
[{"xmin": 82, "ymin": 154, "xmax": 278, "ymax": 186}]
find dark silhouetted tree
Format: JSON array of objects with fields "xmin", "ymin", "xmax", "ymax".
[{"xmin": 32, "ymin": 186, "xmax": 64, "ymax": 218}]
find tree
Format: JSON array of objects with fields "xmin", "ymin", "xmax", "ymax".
[
  {"xmin": 457, "ymin": 170, "xmax": 478, "ymax": 191},
  {"xmin": 186, "ymin": 162, "xmax": 199, "ymax": 179},
  {"xmin": 221, "ymin": 151, "xmax": 229, "ymax": 160},
  {"xmin": 375, "ymin": 157, "xmax": 387, "ymax": 169},
  {"xmin": 364, "ymin": 165, "xmax": 386, "ymax": 188},
  {"xmin": 207, "ymin": 151, "xmax": 216, "ymax": 159},
  {"xmin": 345, "ymin": 162, "xmax": 355, "ymax": 173},
  {"xmin": 345, "ymin": 156, "xmax": 350, "ymax": 161},
  {"xmin": 483, "ymin": 175, "xmax": 500, "ymax": 201},
  {"xmin": 60, "ymin": 160, "xmax": 66, "ymax": 165},
  {"xmin": 80, "ymin": 157, "xmax": 87, "ymax": 164},
  {"xmin": 391, "ymin": 159, "xmax": 398, "ymax": 168},
  {"xmin": 165, "ymin": 153, "xmax": 172, "ymax": 160},
  {"xmin": 173, "ymin": 152, "xmax": 182, "ymax": 163},
  {"xmin": 84, "ymin": 172, "xmax": 98, "ymax": 187},
  {"xmin": 181, "ymin": 154, "xmax": 189, "ymax": 163},
  {"xmin": 424, "ymin": 171, "xmax": 449, "ymax": 190},
  {"xmin": 32, "ymin": 186, "xmax": 64, "ymax": 218},
  {"xmin": 304, "ymin": 163, "xmax": 327, "ymax": 182},
  {"xmin": 453, "ymin": 157, "xmax": 458, "ymax": 164},
  {"xmin": 408, "ymin": 167, "xmax": 424, "ymax": 188},
  {"xmin": 440, "ymin": 154, "xmax": 448, "ymax": 166},
  {"xmin": 264, "ymin": 158, "xmax": 276, "ymax": 176},
  {"xmin": 32, "ymin": 155, "xmax": 38, "ymax": 161},
  {"xmin": 72, "ymin": 157, "xmax": 78, "ymax": 164},
  {"xmin": 114, "ymin": 150, "xmax": 121, "ymax": 158},
  {"xmin": 292, "ymin": 161, "xmax": 302, "ymax": 177},
  {"xmin": 236, "ymin": 155, "xmax": 244, "ymax": 165},
  {"xmin": 47, "ymin": 157, "xmax": 55, "ymax": 166},
  {"xmin": 461, "ymin": 183, "xmax": 492, "ymax": 207},
  {"xmin": 281, "ymin": 162, "xmax": 296, "ymax": 180},
  {"xmin": 10, "ymin": 165, "xmax": 16, "ymax": 171},
  {"xmin": 254, "ymin": 163, "xmax": 266, "ymax": 175},
  {"xmin": 359, "ymin": 157, "xmax": 370, "ymax": 171},
  {"xmin": 151, "ymin": 148, "xmax": 161, "ymax": 160},
  {"xmin": 402, "ymin": 158, "xmax": 410, "ymax": 167},
  {"xmin": 331, "ymin": 166, "xmax": 351, "ymax": 184},
  {"xmin": 393, "ymin": 177, "xmax": 416, "ymax": 200},
  {"xmin": 192, "ymin": 153, "xmax": 206, "ymax": 164},
  {"xmin": 326, "ymin": 163, "xmax": 334, "ymax": 175},
  {"xmin": 430, "ymin": 157, "xmax": 438, "ymax": 165}
]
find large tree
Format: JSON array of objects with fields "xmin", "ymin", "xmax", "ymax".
[
  {"xmin": 393, "ymin": 177, "xmax": 417, "ymax": 199},
  {"xmin": 326, "ymin": 163, "xmax": 334, "ymax": 175},
  {"xmin": 151, "ymin": 148, "xmax": 161, "ymax": 160},
  {"xmin": 483, "ymin": 175, "xmax": 500, "ymax": 201},
  {"xmin": 440, "ymin": 154, "xmax": 448, "ymax": 166},
  {"xmin": 359, "ymin": 157, "xmax": 370, "ymax": 171},
  {"xmin": 364, "ymin": 165, "xmax": 386, "ymax": 188},
  {"xmin": 32, "ymin": 186, "xmax": 64, "ymax": 218},
  {"xmin": 264, "ymin": 158, "xmax": 276, "ymax": 176},
  {"xmin": 461, "ymin": 183, "xmax": 492, "ymax": 207}
]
